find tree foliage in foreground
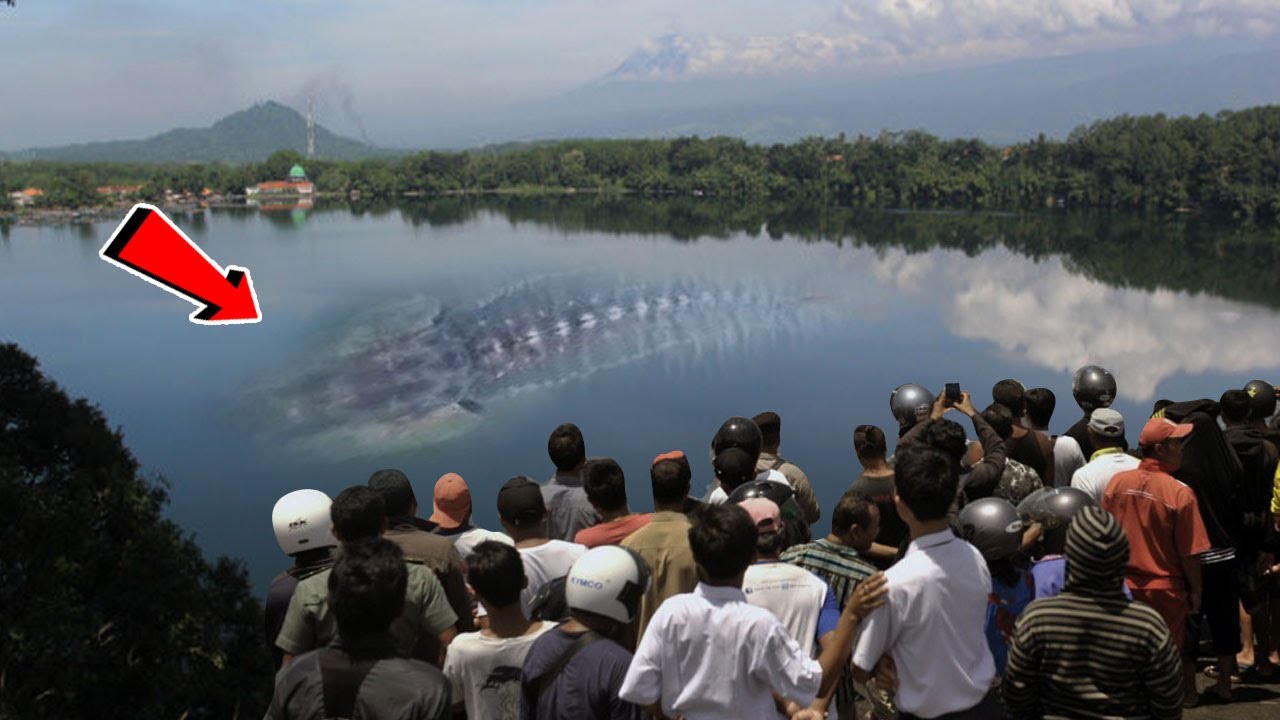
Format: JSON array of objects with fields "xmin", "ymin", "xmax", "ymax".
[
  {"xmin": 2, "ymin": 105, "xmax": 1279, "ymax": 222},
  {"xmin": 0, "ymin": 344, "xmax": 271, "ymax": 719}
]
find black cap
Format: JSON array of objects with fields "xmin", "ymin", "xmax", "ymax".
[
  {"xmin": 752, "ymin": 411, "xmax": 781, "ymax": 438},
  {"xmin": 497, "ymin": 476, "xmax": 545, "ymax": 526}
]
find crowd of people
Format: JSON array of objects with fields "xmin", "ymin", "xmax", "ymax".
[{"xmin": 262, "ymin": 366, "xmax": 1280, "ymax": 720}]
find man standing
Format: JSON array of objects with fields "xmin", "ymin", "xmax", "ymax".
[
  {"xmin": 849, "ymin": 425, "xmax": 906, "ymax": 566},
  {"xmin": 266, "ymin": 538, "xmax": 452, "ymax": 720},
  {"xmin": 754, "ymin": 411, "xmax": 821, "ymax": 524},
  {"xmin": 1024, "ymin": 387, "xmax": 1086, "ymax": 486},
  {"xmin": 991, "ymin": 380, "xmax": 1054, "ymax": 487},
  {"xmin": 1003, "ymin": 507, "xmax": 1182, "ymax": 719},
  {"xmin": 542, "ymin": 423, "xmax": 600, "ymax": 542},
  {"xmin": 901, "ymin": 390, "xmax": 1007, "ymax": 503},
  {"xmin": 850, "ymin": 444, "xmax": 1001, "ymax": 719},
  {"xmin": 574, "ymin": 458, "xmax": 652, "ymax": 548},
  {"xmin": 497, "ymin": 476, "xmax": 587, "ymax": 615},
  {"xmin": 1069, "ymin": 409, "xmax": 1138, "ymax": 504},
  {"xmin": 275, "ymin": 487, "xmax": 459, "ymax": 667},
  {"xmin": 367, "ymin": 469, "xmax": 475, "ymax": 655},
  {"xmin": 1103, "ymin": 417, "xmax": 1214, "ymax": 706},
  {"xmin": 620, "ymin": 451, "xmax": 700, "ymax": 643},
  {"xmin": 781, "ymin": 490, "xmax": 880, "ymax": 719},
  {"xmin": 266, "ymin": 489, "xmax": 337, "ymax": 669},
  {"xmin": 428, "ymin": 472, "xmax": 513, "ymax": 559}
]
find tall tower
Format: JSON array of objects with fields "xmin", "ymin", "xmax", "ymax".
[{"xmin": 306, "ymin": 97, "xmax": 316, "ymax": 158}]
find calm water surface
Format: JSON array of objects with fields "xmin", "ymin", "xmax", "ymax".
[{"xmin": 3, "ymin": 199, "xmax": 1279, "ymax": 592}]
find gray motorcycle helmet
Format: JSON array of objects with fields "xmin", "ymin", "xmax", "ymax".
[
  {"xmin": 1018, "ymin": 487, "xmax": 1095, "ymax": 551},
  {"xmin": 1072, "ymin": 366, "xmax": 1116, "ymax": 415},
  {"xmin": 890, "ymin": 383, "xmax": 934, "ymax": 431},
  {"xmin": 956, "ymin": 497, "xmax": 1024, "ymax": 563}
]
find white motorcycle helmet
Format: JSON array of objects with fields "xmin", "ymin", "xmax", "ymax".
[
  {"xmin": 272, "ymin": 489, "xmax": 338, "ymax": 556},
  {"xmin": 565, "ymin": 546, "xmax": 651, "ymax": 624}
]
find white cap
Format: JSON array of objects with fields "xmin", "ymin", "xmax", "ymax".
[{"xmin": 271, "ymin": 489, "xmax": 338, "ymax": 556}]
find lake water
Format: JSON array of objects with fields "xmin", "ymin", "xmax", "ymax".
[{"xmin": 4, "ymin": 197, "xmax": 1280, "ymax": 593}]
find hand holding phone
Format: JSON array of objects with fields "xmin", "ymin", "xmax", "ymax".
[{"xmin": 945, "ymin": 383, "xmax": 961, "ymax": 407}]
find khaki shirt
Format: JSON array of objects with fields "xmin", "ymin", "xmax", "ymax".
[
  {"xmin": 757, "ymin": 451, "xmax": 821, "ymax": 524},
  {"xmin": 275, "ymin": 562, "xmax": 458, "ymax": 659},
  {"xmin": 621, "ymin": 511, "xmax": 699, "ymax": 644}
]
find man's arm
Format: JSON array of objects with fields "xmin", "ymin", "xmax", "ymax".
[
  {"xmin": 1181, "ymin": 554, "xmax": 1203, "ymax": 613},
  {"xmin": 1140, "ymin": 625, "xmax": 1185, "ymax": 720},
  {"xmin": 957, "ymin": 393, "xmax": 1006, "ymax": 499},
  {"xmin": 1002, "ymin": 613, "xmax": 1042, "ymax": 718},
  {"xmin": 274, "ymin": 583, "xmax": 317, "ymax": 663},
  {"xmin": 815, "ymin": 573, "xmax": 888, "ymax": 698}
]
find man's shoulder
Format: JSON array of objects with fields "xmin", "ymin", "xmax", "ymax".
[{"xmin": 292, "ymin": 568, "xmax": 332, "ymax": 600}]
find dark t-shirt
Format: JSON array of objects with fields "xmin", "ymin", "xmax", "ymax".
[
  {"xmin": 1006, "ymin": 431, "xmax": 1048, "ymax": 481},
  {"xmin": 520, "ymin": 627, "xmax": 642, "ymax": 720},
  {"xmin": 849, "ymin": 471, "xmax": 907, "ymax": 564}
]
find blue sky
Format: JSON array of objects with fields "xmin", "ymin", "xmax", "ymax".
[{"xmin": 2, "ymin": 0, "xmax": 1277, "ymax": 148}]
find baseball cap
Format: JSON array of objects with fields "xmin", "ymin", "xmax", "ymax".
[
  {"xmin": 496, "ymin": 476, "xmax": 545, "ymax": 526},
  {"xmin": 429, "ymin": 473, "xmax": 471, "ymax": 529},
  {"xmin": 739, "ymin": 497, "xmax": 781, "ymax": 534},
  {"xmin": 1138, "ymin": 417, "xmax": 1193, "ymax": 447},
  {"xmin": 652, "ymin": 449, "xmax": 686, "ymax": 466},
  {"xmin": 752, "ymin": 411, "xmax": 781, "ymax": 436},
  {"xmin": 1087, "ymin": 408, "xmax": 1125, "ymax": 438}
]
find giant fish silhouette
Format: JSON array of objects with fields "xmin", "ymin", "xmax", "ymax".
[{"xmin": 250, "ymin": 274, "xmax": 825, "ymax": 455}]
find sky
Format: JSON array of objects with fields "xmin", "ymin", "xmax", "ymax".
[{"xmin": 2, "ymin": 0, "xmax": 1278, "ymax": 149}]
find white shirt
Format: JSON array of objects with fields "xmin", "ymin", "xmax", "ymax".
[
  {"xmin": 517, "ymin": 540, "xmax": 586, "ymax": 614},
  {"xmin": 620, "ymin": 583, "xmax": 822, "ymax": 719},
  {"xmin": 1048, "ymin": 432, "xmax": 1086, "ymax": 488},
  {"xmin": 1071, "ymin": 448, "xmax": 1140, "ymax": 504},
  {"xmin": 851, "ymin": 530, "xmax": 995, "ymax": 718},
  {"xmin": 743, "ymin": 561, "xmax": 830, "ymax": 657},
  {"xmin": 706, "ymin": 469, "xmax": 789, "ymax": 505},
  {"xmin": 443, "ymin": 622, "xmax": 555, "ymax": 720},
  {"xmin": 452, "ymin": 527, "xmax": 514, "ymax": 560}
]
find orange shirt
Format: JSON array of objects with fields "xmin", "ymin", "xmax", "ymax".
[
  {"xmin": 1102, "ymin": 458, "xmax": 1210, "ymax": 591},
  {"xmin": 573, "ymin": 513, "xmax": 653, "ymax": 549}
]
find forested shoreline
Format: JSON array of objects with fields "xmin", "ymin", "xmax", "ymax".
[{"xmin": 2, "ymin": 105, "xmax": 1278, "ymax": 221}]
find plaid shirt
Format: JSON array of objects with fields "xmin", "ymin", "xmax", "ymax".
[{"xmin": 780, "ymin": 538, "xmax": 877, "ymax": 709}]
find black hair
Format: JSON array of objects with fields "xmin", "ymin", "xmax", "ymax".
[
  {"xmin": 924, "ymin": 418, "xmax": 968, "ymax": 462},
  {"xmin": 753, "ymin": 412, "xmax": 781, "ymax": 447},
  {"xmin": 893, "ymin": 444, "xmax": 959, "ymax": 522},
  {"xmin": 1025, "ymin": 388, "xmax": 1056, "ymax": 428},
  {"xmin": 831, "ymin": 490, "xmax": 877, "ymax": 535},
  {"xmin": 853, "ymin": 424, "xmax": 887, "ymax": 459},
  {"xmin": 367, "ymin": 468, "xmax": 416, "ymax": 517},
  {"xmin": 650, "ymin": 458, "xmax": 691, "ymax": 506},
  {"xmin": 1220, "ymin": 389, "xmax": 1252, "ymax": 424},
  {"xmin": 981, "ymin": 403, "xmax": 1014, "ymax": 440},
  {"xmin": 329, "ymin": 537, "xmax": 406, "ymax": 639},
  {"xmin": 548, "ymin": 423, "xmax": 586, "ymax": 471},
  {"xmin": 688, "ymin": 504, "xmax": 757, "ymax": 580},
  {"xmin": 992, "ymin": 379, "xmax": 1026, "ymax": 415},
  {"xmin": 757, "ymin": 529, "xmax": 786, "ymax": 558},
  {"xmin": 465, "ymin": 540, "xmax": 525, "ymax": 609},
  {"xmin": 713, "ymin": 447, "xmax": 756, "ymax": 492},
  {"xmin": 330, "ymin": 486, "xmax": 387, "ymax": 541},
  {"xmin": 583, "ymin": 457, "xmax": 627, "ymax": 512}
]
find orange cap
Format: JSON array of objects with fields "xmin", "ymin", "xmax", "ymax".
[
  {"xmin": 652, "ymin": 450, "xmax": 686, "ymax": 466},
  {"xmin": 430, "ymin": 473, "xmax": 472, "ymax": 529}
]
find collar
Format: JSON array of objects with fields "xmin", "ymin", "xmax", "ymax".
[
  {"xmin": 432, "ymin": 522, "xmax": 472, "ymax": 538},
  {"xmin": 695, "ymin": 582, "xmax": 747, "ymax": 603},
  {"xmin": 331, "ymin": 631, "xmax": 400, "ymax": 659},
  {"xmin": 389, "ymin": 515, "xmax": 437, "ymax": 532},
  {"xmin": 1090, "ymin": 446, "xmax": 1126, "ymax": 461},
  {"xmin": 650, "ymin": 510, "xmax": 689, "ymax": 523},
  {"xmin": 1138, "ymin": 456, "xmax": 1171, "ymax": 473},
  {"xmin": 907, "ymin": 529, "xmax": 956, "ymax": 553},
  {"xmin": 551, "ymin": 470, "xmax": 583, "ymax": 487}
]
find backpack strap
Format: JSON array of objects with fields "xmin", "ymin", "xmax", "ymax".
[
  {"xmin": 318, "ymin": 647, "xmax": 379, "ymax": 720},
  {"xmin": 533, "ymin": 630, "xmax": 602, "ymax": 698},
  {"xmin": 767, "ymin": 456, "xmax": 786, "ymax": 471}
]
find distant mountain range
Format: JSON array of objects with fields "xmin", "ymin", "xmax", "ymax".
[
  {"xmin": 2, "ymin": 102, "xmax": 392, "ymax": 163},
  {"xmin": 408, "ymin": 39, "xmax": 1280, "ymax": 148}
]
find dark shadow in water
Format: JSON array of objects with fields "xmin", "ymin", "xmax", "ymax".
[{"xmin": 289, "ymin": 196, "xmax": 1280, "ymax": 308}]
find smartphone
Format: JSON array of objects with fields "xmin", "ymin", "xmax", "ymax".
[{"xmin": 945, "ymin": 383, "xmax": 961, "ymax": 406}]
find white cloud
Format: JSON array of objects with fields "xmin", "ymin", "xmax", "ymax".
[{"xmin": 874, "ymin": 246, "xmax": 1280, "ymax": 402}]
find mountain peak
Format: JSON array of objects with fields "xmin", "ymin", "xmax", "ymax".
[{"xmin": 606, "ymin": 34, "xmax": 694, "ymax": 81}]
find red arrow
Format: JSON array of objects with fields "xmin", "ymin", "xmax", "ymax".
[{"xmin": 100, "ymin": 204, "xmax": 261, "ymax": 324}]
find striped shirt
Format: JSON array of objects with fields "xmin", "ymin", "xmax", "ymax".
[
  {"xmin": 780, "ymin": 538, "xmax": 876, "ymax": 709},
  {"xmin": 1003, "ymin": 592, "xmax": 1183, "ymax": 719}
]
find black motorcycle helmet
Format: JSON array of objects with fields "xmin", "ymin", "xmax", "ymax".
[
  {"xmin": 1244, "ymin": 380, "xmax": 1278, "ymax": 421},
  {"xmin": 1017, "ymin": 486, "xmax": 1095, "ymax": 554},
  {"xmin": 890, "ymin": 383, "xmax": 933, "ymax": 432},
  {"xmin": 711, "ymin": 416, "xmax": 763, "ymax": 460},
  {"xmin": 1072, "ymin": 366, "xmax": 1116, "ymax": 415},
  {"xmin": 726, "ymin": 478, "xmax": 795, "ymax": 506}
]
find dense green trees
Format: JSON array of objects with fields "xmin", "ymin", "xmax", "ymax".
[
  {"xmin": 0, "ymin": 344, "xmax": 271, "ymax": 719},
  {"xmin": 3, "ymin": 105, "xmax": 1279, "ymax": 221}
]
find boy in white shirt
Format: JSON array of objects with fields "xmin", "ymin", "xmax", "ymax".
[
  {"xmin": 444, "ymin": 541, "xmax": 555, "ymax": 719},
  {"xmin": 620, "ymin": 503, "xmax": 886, "ymax": 720},
  {"xmin": 496, "ymin": 476, "xmax": 587, "ymax": 614}
]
